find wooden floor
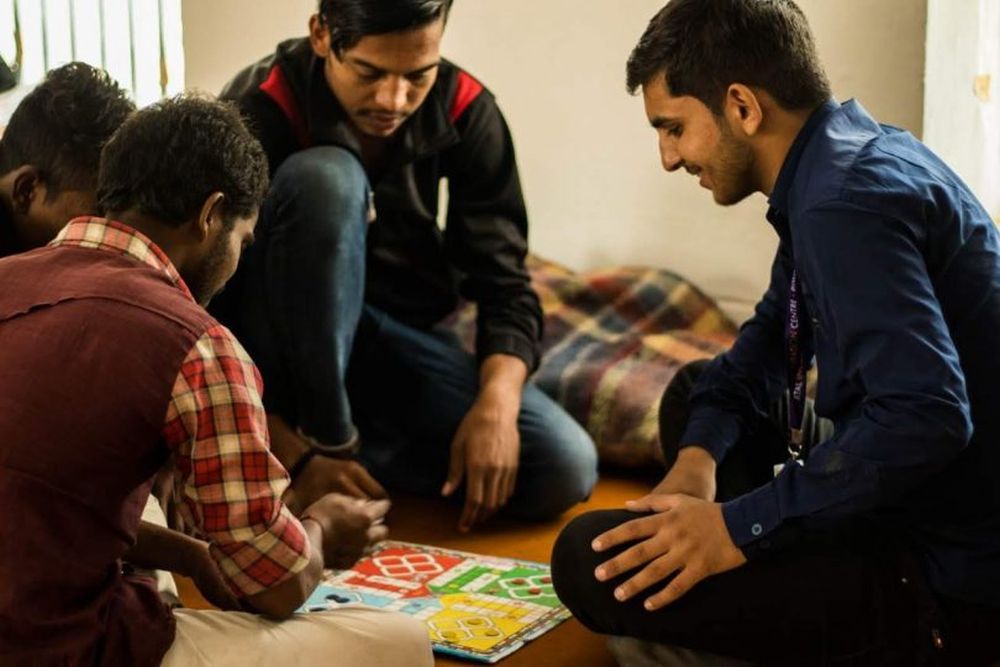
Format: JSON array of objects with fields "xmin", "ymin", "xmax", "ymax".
[{"xmin": 177, "ymin": 473, "xmax": 656, "ymax": 666}]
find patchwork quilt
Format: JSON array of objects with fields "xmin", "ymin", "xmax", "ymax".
[{"xmin": 450, "ymin": 256, "xmax": 737, "ymax": 469}]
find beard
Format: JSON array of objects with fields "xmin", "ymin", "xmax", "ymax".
[
  {"xmin": 711, "ymin": 122, "xmax": 757, "ymax": 206},
  {"xmin": 183, "ymin": 231, "xmax": 230, "ymax": 307}
]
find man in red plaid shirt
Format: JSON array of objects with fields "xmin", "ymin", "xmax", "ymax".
[{"xmin": 0, "ymin": 95, "xmax": 430, "ymax": 666}]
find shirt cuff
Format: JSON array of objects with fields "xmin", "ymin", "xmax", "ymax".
[
  {"xmin": 721, "ymin": 481, "xmax": 782, "ymax": 550},
  {"xmin": 679, "ymin": 406, "xmax": 743, "ymax": 462},
  {"xmin": 477, "ymin": 333, "xmax": 539, "ymax": 373},
  {"xmin": 210, "ymin": 508, "xmax": 311, "ymax": 597}
]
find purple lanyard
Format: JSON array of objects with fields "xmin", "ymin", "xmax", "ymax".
[{"xmin": 786, "ymin": 269, "xmax": 814, "ymax": 460}]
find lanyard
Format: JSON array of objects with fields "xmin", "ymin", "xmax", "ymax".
[{"xmin": 785, "ymin": 269, "xmax": 814, "ymax": 461}]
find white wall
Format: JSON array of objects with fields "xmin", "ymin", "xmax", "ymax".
[
  {"xmin": 181, "ymin": 0, "xmax": 927, "ymax": 322},
  {"xmin": 181, "ymin": 0, "xmax": 315, "ymax": 94},
  {"xmin": 442, "ymin": 0, "xmax": 926, "ymax": 321},
  {"xmin": 923, "ymin": 0, "xmax": 1000, "ymax": 220}
]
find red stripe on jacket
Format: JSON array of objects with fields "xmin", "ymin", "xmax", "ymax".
[
  {"xmin": 449, "ymin": 70, "xmax": 483, "ymax": 123},
  {"xmin": 259, "ymin": 65, "xmax": 312, "ymax": 148}
]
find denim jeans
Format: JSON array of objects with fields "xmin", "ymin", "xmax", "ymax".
[{"xmin": 220, "ymin": 146, "xmax": 597, "ymax": 520}]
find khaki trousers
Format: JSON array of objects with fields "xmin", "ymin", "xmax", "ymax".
[
  {"xmin": 141, "ymin": 496, "xmax": 433, "ymax": 666},
  {"xmin": 161, "ymin": 605, "xmax": 433, "ymax": 667}
]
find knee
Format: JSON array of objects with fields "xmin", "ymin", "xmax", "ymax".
[
  {"xmin": 376, "ymin": 613, "xmax": 433, "ymax": 666},
  {"xmin": 519, "ymin": 422, "xmax": 598, "ymax": 520},
  {"xmin": 552, "ymin": 513, "xmax": 607, "ymax": 581},
  {"xmin": 270, "ymin": 146, "xmax": 369, "ymax": 226},
  {"xmin": 658, "ymin": 357, "xmax": 713, "ymax": 467},
  {"xmin": 551, "ymin": 511, "xmax": 626, "ymax": 630},
  {"xmin": 553, "ymin": 438, "xmax": 599, "ymax": 514}
]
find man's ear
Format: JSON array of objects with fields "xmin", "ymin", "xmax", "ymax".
[
  {"xmin": 724, "ymin": 84, "xmax": 764, "ymax": 138},
  {"xmin": 308, "ymin": 13, "xmax": 333, "ymax": 59},
  {"xmin": 195, "ymin": 192, "xmax": 226, "ymax": 241},
  {"xmin": 11, "ymin": 166, "xmax": 41, "ymax": 214}
]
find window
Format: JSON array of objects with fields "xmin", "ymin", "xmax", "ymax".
[{"xmin": 0, "ymin": 0, "xmax": 184, "ymax": 116}]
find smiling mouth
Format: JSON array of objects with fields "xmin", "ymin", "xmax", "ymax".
[{"xmin": 683, "ymin": 166, "xmax": 709, "ymax": 189}]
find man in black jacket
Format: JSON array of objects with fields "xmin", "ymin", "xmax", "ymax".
[{"xmin": 217, "ymin": 0, "xmax": 597, "ymax": 532}]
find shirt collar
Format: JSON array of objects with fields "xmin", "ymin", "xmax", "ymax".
[
  {"xmin": 767, "ymin": 98, "xmax": 841, "ymax": 220},
  {"xmin": 50, "ymin": 217, "xmax": 194, "ymax": 301}
]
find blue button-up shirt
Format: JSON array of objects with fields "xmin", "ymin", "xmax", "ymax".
[{"xmin": 681, "ymin": 99, "xmax": 1000, "ymax": 607}]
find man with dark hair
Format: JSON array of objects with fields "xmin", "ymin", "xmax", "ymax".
[
  {"xmin": 551, "ymin": 1, "xmax": 1000, "ymax": 665},
  {"xmin": 0, "ymin": 62, "xmax": 134, "ymax": 256},
  {"xmin": 217, "ymin": 0, "xmax": 597, "ymax": 532},
  {"xmin": 0, "ymin": 94, "xmax": 431, "ymax": 667}
]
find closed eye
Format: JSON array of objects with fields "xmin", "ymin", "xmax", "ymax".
[{"xmin": 651, "ymin": 116, "xmax": 683, "ymax": 138}]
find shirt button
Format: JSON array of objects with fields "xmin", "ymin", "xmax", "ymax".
[{"xmin": 751, "ymin": 523, "xmax": 763, "ymax": 536}]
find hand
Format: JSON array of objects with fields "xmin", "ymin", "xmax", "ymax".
[
  {"xmin": 267, "ymin": 413, "xmax": 386, "ymax": 515},
  {"xmin": 126, "ymin": 520, "xmax": 240, "ymax": 610},
  {"xmin": 441, "ymin": 395, "xmax": 520, "ymax": 532},
  {"xmin": 651, "ymin": 446, "xmax": 717, "ymax": 501},
  {"xmin": 190, "ymin": 543, "xmax": 241, "ymax": 611},
  {"xmin": 302, "ymin": 494, "xmax": 390, "ymax": 570},
  {"xmin": 592, "ymin": 494, "xmax": 746, "ymax": 610},
  {"xmin": 284, "ymin": 455, "xmax": 387, "ymax": 516}
]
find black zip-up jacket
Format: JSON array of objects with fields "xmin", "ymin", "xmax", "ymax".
[{"xmin": 221, "ymin": 38, "xmax": 543, "ymax": 371}]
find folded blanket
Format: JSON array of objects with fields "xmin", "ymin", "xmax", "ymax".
[{"xmin": 450, "ymin": 256, "xmax": 737, "ymax": 469}]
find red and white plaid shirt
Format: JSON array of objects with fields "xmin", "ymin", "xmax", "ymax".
[{"xmin": 52, "ymin": 218, "xmax": 310, "ymax": 596}]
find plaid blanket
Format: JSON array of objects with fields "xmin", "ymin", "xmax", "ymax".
[{"xmin": 451, "ymin": 256, "xmax": 737, "ymax": 469}]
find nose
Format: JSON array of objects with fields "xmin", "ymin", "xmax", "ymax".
[
  {"xmin": 658, "ymin": 135, "xmax": 682, "ymax": 172},
  {"xmin": 374, "ymin": 76, "xmax": 408, "ymax": 113}
]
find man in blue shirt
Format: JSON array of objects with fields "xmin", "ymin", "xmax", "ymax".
[{"xmin": 551, "ymin": 1, "xmax": 1000, "ymax": 664}]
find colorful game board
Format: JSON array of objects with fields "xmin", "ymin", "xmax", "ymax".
[{"xmin": 299, "ymin": 541, "xmax": 571, "ymax": 663}]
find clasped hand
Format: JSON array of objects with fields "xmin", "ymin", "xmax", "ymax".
[{"xmin": 303, "ymin": 493, "xmax": 391, "ymax": 570}]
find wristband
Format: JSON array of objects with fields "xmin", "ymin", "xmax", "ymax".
[
  {"xmin": 288, "ymin": 447, "xmax": 320, "ymax": 481},
  {"xmin": 287, "ymin": 429, "xmax": 360, "ymax": 480}
]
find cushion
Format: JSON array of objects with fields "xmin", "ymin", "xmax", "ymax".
[{"xmin": 449, "ymin": 255, "xmax": 736, "ymax": 468}]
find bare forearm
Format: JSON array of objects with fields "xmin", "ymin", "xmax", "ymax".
[
  {"xmin": 673, "ymin": 445, "xmax": 717, "ymax": 473},
  {"xmin": 652, "ymin": 446, "xmax": 718, "ymax": 499},
  {"xmin": 125, "ymin": 521, "xmax": 206, "ymax": 578},
  {"xmin": 266, "ymin": 413, "xmax": 307, "ymax": 470},
  {"xmin": 477, "ymin": 353, "xmax": 527, "ymax": 412}
]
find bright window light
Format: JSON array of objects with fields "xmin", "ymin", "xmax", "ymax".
[{"xmin": 0, "ymin": 0, "xmax": 184, "ymax": 109}]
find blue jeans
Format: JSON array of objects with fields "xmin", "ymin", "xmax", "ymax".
[{"xmin": 231, "ymin": 146, "xmax": 597, "ymax": 520}]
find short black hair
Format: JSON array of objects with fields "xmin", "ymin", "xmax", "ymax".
[
  {"xmin": 0, "ymin": 62, "xmax": 134, "ymax": 197},
  {"xmin": 97, "ymin": 94, "xmax": 269, "ymax": 228},
  {"xmin": 626, "ymin": 0, "xmax": 831, "ymax": 114},
  {"xmin": 318, "ymin": 0, "xmax": 453, "ymax": 55}
]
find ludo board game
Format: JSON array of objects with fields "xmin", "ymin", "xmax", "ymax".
[{"xmin": 299, "ymin": 541, "xmax": 571, "ymax": 663}]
